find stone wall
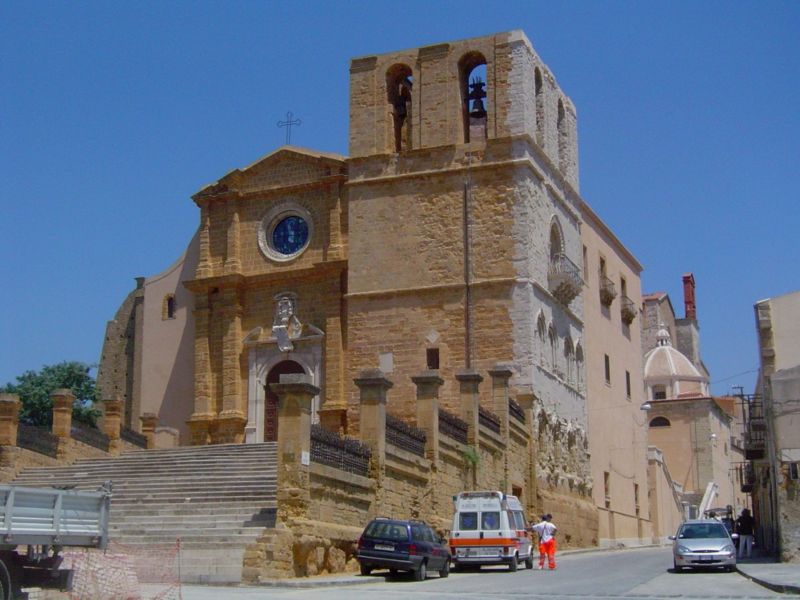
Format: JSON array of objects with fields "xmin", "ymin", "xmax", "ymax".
[{"xmin": 243, "ymin": 369, "xmax": 597, "ymax": 580}]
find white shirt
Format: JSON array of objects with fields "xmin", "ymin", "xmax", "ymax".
[{"xmin": 532, "ymin": 521, "xmax": 557, "ymax": 543}]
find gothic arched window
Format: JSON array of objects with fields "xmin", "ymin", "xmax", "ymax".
[
  {"xmin": 386, "ymin": 64, "xmax": 413, "ymax": 153},
  {"xmin": 459, "ymin": 52, "xmax": 488, "ymax": 143}
]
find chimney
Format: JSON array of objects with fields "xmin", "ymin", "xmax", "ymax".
[{"xmin": 682, "ymin": 273, "xmax": 696, "ymax": 320}]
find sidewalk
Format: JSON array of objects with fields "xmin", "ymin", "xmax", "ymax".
[{"xmin": 736, "ymin": 554, "xmax": 800, "ymax": 595}]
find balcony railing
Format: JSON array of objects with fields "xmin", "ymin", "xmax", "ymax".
[
  {"xmin": 620, "ymin": 295, "xmax": 637, "ymax": 325},
  {"xmin": 548, "ymin": 253, "xmax": 583, "ymax": 306},
  {"xmin": 599, "ymin": 274, "xmax": 617, "ymax": 307},
  {"xmin": 744, "ymin": 431, "xmax": 766, "ymax": 460}
]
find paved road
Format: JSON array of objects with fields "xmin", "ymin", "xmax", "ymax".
[{"xmin": 179, "ymin": 547, "xmax": 782, "ymax": 600}]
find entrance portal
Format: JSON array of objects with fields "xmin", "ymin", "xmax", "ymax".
[{"xmin": 264, "ymin": 360, "xmax": 305, "ymax": 442}]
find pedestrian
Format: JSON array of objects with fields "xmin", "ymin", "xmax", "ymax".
[
  {"xmin": 735, "ymin": 508, "xmax": 755, "ymax": 559},
  {"xmin": 531, "ymin": 513, "xmax": 558, "ymax": 570}
]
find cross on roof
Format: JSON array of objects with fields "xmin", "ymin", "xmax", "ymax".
[{"xmin": 277, "ymin": 111, "xmax": 301, "ymax": 145}]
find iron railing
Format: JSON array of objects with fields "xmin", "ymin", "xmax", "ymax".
[
  {"xmin": 310, "ymin": 424, "xmax": 371, "ymax": 476},
  {"xmin": 509, "ymin": 398, "xmax": 525, "ymax": 425},
  {"xmin": 17, "ymin": 423, "xmax": 59, "ymax": 458},
  {"xmin": 120, "ymin": 427, "xmax": 148, "ymax": 448},
  {"xmin": 599, "ymin": 273, "xmax": 617, "ymax": 307},
  {"xmin": 438, "ymin": 408, "xmax": 468, "ymax": 444},
  {"xmin": 547, "ymin": 253, "xmax": 582, "ymax": 305},
  {"xmin": 620, "ymin": 294, "xmax": 637, "ymax": 324},
  {"xmin": 71, "ymin": 423, "xmax": 110, "ymax": 452},
  {"xmin": 386, "ymin": 414, "xmax": 426, "ymax": 457},
  {"xmin": 478, "ymin": 406, "xmax": 501, "ymax": 435}
]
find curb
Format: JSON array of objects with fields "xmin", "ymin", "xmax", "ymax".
[{"xmin": 736, "ymin": 567, "xmax": 800, "ymax": 596}]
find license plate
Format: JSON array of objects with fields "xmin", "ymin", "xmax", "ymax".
[
  {"xmin": 375, "ymin": 544, "xmax": 394, "ymax": 551},
  {"xmin": 698, "ymin": 556, "xmax": 713, "ymax": 562}
]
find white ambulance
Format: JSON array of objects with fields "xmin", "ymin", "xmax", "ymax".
[{"xmin": 449, "ymin": 490, "xmax": 534, "ymax": 571}]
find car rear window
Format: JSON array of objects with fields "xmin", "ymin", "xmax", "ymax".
[
  {"xmin": 481, "ymin": 511, "xmax": 500, "ymax": 530},
  {"xmin": 364, "ymin": 521, "xmax": 409, "ymax": 541}
]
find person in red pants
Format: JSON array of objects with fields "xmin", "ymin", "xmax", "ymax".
[{"xmin": 531, "ymin": 514, "xmax": 558, "ymax": 569}]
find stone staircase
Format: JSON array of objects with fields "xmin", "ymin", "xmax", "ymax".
[{"xmin": 12, "ymin": 442, "xmax": 277, "ymax": 583}]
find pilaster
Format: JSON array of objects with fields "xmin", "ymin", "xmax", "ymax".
[
  {"xmin": 412, "ymin": 371, "xmax": 443, "ymax": 463},
  {"xmin": 50, "ymin": 389, "xmax": 74, "ymax": 440},
  {"xmin": 140, "ymin": 412, "xmax": 159, "ymax": 449},
  {"xmin": 102, "ymin": 397, "xmax": 123, "ymax": 454},
  {"xmin": 354, "ymin": 369, "xmax": 392, "ymax": 476},
  {"xmin": 0, "ymin": 393, "xmax": 20, "ymax": 447},
  {"xmin": 456, "ymin": 370, "xmax": 482, "ymax": 445}
]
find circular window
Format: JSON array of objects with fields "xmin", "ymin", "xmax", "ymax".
[{"xmin": 258, "ymin": 203, "xmax": 313, "ymax": 262}]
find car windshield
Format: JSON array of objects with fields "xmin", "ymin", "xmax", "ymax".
[
  {"xmin": 364, "ymin": 521, "xmax": 409, "ymax": 542},
  {"xmin": 679, "ymin": 523, "xmax": 729, "ymax": 539}
]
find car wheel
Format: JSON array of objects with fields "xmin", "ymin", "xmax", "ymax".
[
  {"xmin": 672, "ymin": 559, "xmax": 682, "ymax": 573},
  {"xmin": 389, "ymin": 568, "xmax": 398, "ymax": 576},
  {"xmin": 413, "ymin": 561, "xmax": 427, "ymax": 581},
  {"xmin": 439, "ymin": 559, "xmax": 450, "ymax": 578},
  {"xmin": 525, "ymin": 554, "xmax": 534, "ymax": 569},
  {"xmin": 359, "ymin": 563, "xmax": 372, "ymax": 576},
  {"xmin": 509, "ymin": 554, "xmax": 518, "ymax": 572}
]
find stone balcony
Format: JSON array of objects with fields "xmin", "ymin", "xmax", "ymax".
[
  {"xmin": 548, "ymin": 253, "xmax": 583, "ymax": 306},
  {"xmin": 620, "ymin": 294, "xmax": 637, "ymax": 325},
  {"xmin": 599, "ymin": 274, "xmax": 617, "ymax": 307}
]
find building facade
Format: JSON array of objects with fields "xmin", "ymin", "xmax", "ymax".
[{"xmin": 751, "ymin": 290, "xmax": 800, "ymax": 562}]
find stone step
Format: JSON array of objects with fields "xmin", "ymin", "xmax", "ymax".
[
  {"xmin": 14, "ymin": 462, "xmax": 276, "ymax": 478},
  {"xmin": 15, "ymin": 479, "xmax": 277, "ymax": 492},
  {"xmin": 109, "ymin": 502, "xmax": 276, "ymax": 516}
]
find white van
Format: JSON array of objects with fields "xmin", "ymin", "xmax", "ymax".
[{"xmin": 448, "ymin": 490, "xmax": 534, "ymax": 571}]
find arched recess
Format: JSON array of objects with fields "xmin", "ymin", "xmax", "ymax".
[
  {"xmin": 263, "ymin": 360, "xmax": 305, "ymax": 442},
  {"xmin": 459, "ymin": 51, "xmax": 488, "ymax": 143},
  {"xmin": 557, "ymin": 98, "xmax": 569, "ymax": 172},
  {"xmin": 534, "ymin": 67, "xmax": 544, "ymax": 144},
  {"xmin": 536, "ymin": 311, "xmax": 547, "ymax": 366},
  {"xmin": 548, "ymin": 323, "xmax": 557, "ymax": 372},
  {"xmin": 549, "ymin": 217, "xmax": 565, "ymax": 260},
  {"xmin": 564, "ymin": 336, "xmax": 574, "ymax": 385},
  {"xmin": 649, "ymin": 416, "xmax": 671, "ymax": 428},
  {"xmin": 386, "ymin": 63, "xmax": 413, "ymax": 152},
  {"xmin": 575, "ymin": 342, "xmax": 585, "ymax": 392}
]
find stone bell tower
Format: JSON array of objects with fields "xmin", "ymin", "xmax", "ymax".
[{"xmin": 345, "ymin": 31, "xmax": 587, "ymax": 430}]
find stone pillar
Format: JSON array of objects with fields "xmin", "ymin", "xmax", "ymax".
[
  {"xmin": 196, "ymin": 202, "xmax": 212, "ymax": 279},
  {"xmin": 354, "ymin": 370, "xmax": 392, "ymax": 476},
  {"xmin": 488, "ymin": 364, "xmax": 512, "ymax": 440},
  {"xmin": 456, "ymin": 370, "xmax": 482, "ymax": 445},
  {"xmin": 0, "ymin": 393, "xmax": 20, "ymax": 447},
  {"xmin": 51, "ymin": 389, "xmax": 74, "ymax": 440},
  {"xmin": 412, "ymin": 371, "xmax": 443, "ymax": 463},
  {"xmin": 217, "ymin": 288, "xmax": 246, "ymax": 444},
  {"xmin": 224, "ymin": 202, "xmax": 241, "ymax": 274},
  {"xmin": 271, "ymin": 374, "xmax": 319, "ymax": 524},
  {"xmin": 140, "ymin": 413, "xmax": 159, "ymax": 449},
  {"xmin": 516, "ymin": 391, "xmax": 539, "ymax": 517},
  {"xmin": 102, "ymin": 397, "xmax": 123, "ymax": 454},
  {"xmin": 188, "ymin": 295, "xmax": 215, "ymax": 445}
]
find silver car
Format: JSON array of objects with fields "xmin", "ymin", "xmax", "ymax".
[{"xmin": 670, "ymin": 519, "xmax": 737, "ymax": 572}]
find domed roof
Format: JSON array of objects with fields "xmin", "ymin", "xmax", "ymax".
[{"xmin": 644, "ymin": 326, "xmax": 705, "ymax": 381}]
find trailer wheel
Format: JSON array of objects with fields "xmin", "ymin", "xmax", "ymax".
[{"xmin": 0, "ymin": 558, "xmax": 12, "ymax": 600}]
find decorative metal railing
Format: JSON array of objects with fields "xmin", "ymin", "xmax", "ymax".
[
  {"xmin": 385, "ymin": 414, "xmax": 426, "ymax": 457},
  {"xmin": 509, "ymin": 398, "xmax": 525, "ymax": 425},
  {"xmin": 71, "ymin": 423, "xmax": 110, "ymax": 452},
  {"xmin": 547, "ymin": 253, "xmax": 583, "ymax": 305},
  {"xmin": 17, "ymin": 423, "xmax": 59, "ymax": 458},
  {"xmin": 478, "ymin": 405, "xmax": 501, "ymax": 435},
  {"xmin": 599, "ymin": 274, "xmax": 617, "ymax": 307},
  {"xmin": 438, "ymin": 408, "xmax": 468, "ymax": 444},
  {"xmin": 620, "ymin": 294, "xmax": 637, "ymax": 324},
  {"xmin": 121, "ymin": 427, "xmax": 148, "ymax": 448},
  {"xmin": 310, "ymin": 424, "xmax": 371, "ymax": 476}
]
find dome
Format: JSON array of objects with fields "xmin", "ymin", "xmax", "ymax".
[{"xmin": 644, "ymin": 326, "xmax": 709, "ymax": 398}]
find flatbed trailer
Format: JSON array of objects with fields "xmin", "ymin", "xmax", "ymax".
[{"xmin": 0, "ymin": 483, "xmax": 111, "ymax": 600}]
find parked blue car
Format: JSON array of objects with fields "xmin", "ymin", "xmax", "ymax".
[{"xmin": 357, "ymin": 518, "xmax": 451, "ymax": 581}]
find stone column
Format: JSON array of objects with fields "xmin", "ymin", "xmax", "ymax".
[
  {"xmin": 140, "ymin": 413, "xmax": 159, "ymax": 449},
  {"xmin": 51, "ymin": 389, "xmax": 74, "ymax": 440},
  {"xmin": 412, "ymin": 371, "xmax": 443, "ymax": 463},
  {"xmin": 488, "ymin": 364, "xmax": 512, "ymax": 439},
  {"xmin": 455, "ymin": 370, "xmax": 482, "ymax": 445},
  {"xmin": 196, "ymin": 202, "xmax": 212, "ymax": 279},
  {"xmin": 0, "ymin": 393, "xmax": 20, "ymax": 447},
  {"xmin": 217, "ymin": 288, "xmax": 246, "ymax": 444},
  {"xmin": 271, "ymin": 374, "xmax": 319, "ymax": 523},
  {"xmin": 224, "ymin": 202, "xmax": 241, "ymax": 274},
  {"xmin": 354, "ymin": 370, "xmax": 392, "ymax": 476},
  {"xmin": 188, "ymin": 294, "xmax": 215, "ymax": 445},
  {"xmin": 102, "ymin": 397, "xmax": 123, "ymax": 454}
]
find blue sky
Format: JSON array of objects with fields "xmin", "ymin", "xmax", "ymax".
[{"xmin": 1, "ymin": 1, "xmax": 798, "ymax": 396}]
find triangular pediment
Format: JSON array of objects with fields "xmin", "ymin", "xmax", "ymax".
[{"xmin": 194, "ymin": 145, "xmax": 347, "ymax": 199}]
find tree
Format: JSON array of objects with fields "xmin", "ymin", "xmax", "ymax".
[{"xmin": 0, "ymin": 361, "xmax": 101, "ymax": 428}]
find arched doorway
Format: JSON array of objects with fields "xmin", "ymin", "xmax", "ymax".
[{"xmin": 264, "ymin": 360, "xmax": 305, "ymax": 441}]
